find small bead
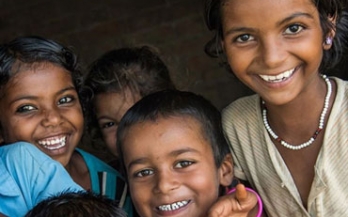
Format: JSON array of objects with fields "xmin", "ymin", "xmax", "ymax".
[{"xmin": 261, "ymin": 74, "xmax": 331, "ymax": 150}]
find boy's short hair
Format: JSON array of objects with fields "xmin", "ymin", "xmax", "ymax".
[
  {"xmin": 25, "ymin": 190, "xmax": 127, "ymax": 217},
  {"xmin": 117, "ymin": 89, "xmax": 230, "ymax": 170}
]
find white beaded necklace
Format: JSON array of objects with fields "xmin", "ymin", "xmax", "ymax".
[{"xmin": 262, "ymin": 74, "xmax": 332, "ymax": 150}]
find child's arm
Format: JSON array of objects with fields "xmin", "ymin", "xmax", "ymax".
[{"xmin": 208, "ymin": 184, "xmax": 264, "ymax": 217}]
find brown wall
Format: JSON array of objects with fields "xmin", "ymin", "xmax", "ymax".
[
  {"xmin": 1, "ymin": 0, "xmax": 346, "ymax": 109},
  {"xmin": 0, "ymin": 0, "xmax": 255, "ymax": 111},
  {"xmin": 1, "ymin": 0, "xmax": 347, "ymax": 159}
]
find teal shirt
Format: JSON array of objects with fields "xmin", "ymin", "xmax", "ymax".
[
  {"xmin": 0, "ymin": 142, "xmax": 83, "ymax": 217},
  {"xmin": 76, "ymin": 148, "xmax": 134, "ymax": 216}
]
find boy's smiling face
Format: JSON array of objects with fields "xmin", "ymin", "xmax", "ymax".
[
  {"xmin": 122, "ymin": 116, "xmax": 232, "ymax": 217},
  {"xmin": 0, "ymin": 63, "xmax": 84, "ymax": 166}
]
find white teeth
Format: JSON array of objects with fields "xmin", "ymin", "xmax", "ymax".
[
  {"xmin": 259, "ymin": 68, "xmax": 294, "ymax": 82},
  {"xmin": 38, "ymin": 136, "xmax": 66, "ymax": 150},
  {"xmin": 161, "ymin": 205, "xmax": 171, "ymax": 211},
  {"xmin": 158, "ymin": 200, "xmax": 188, "ymax": 211}
]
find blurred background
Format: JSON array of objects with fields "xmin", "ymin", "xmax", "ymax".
[
  {"xmin": 1, "ymin": 0, "xmax": 347, "ymax": 109},
  {"xmin": 0, "ymin": 0, "xmax": 257, "ymax": 110},
  {"xmin": 1, "ymin": 0, "xmax": 347, "ymax": 159}
]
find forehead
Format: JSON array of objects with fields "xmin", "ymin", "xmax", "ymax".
[
  {"xmin": 122, "ymin": 116, "xmax": 211, "ymax": 151},
  {"xmin": 1, "ymin": 63, "xmax": 73, "ymax": 98},
  {"xmin": 94, "ymin": 88, "xmax": 139, "ymax": 110},
  {"xmin": 94, "ymin": 88, "xmax": 140, "ymax": 120},
  {"xmin": 221, "ymin": 0, "xmax": 317, "ymax": 21},
  {"xmin": 132, "ymin": 114, "xmax": 206, "ymax": 134}
]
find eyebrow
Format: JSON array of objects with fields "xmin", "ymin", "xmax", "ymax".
[
  {"xmin": 224, "ymin": 27, "xmax": 256, "ymax": 37},
  {"xmin": 97, "ymin": 115, "xmax": 116, "ymax": 121},
  {"xmin": 277, "ymin": 12, "xmax": 314, "ymax": 26},
  {"xmin": 127, "ymin": 147, "xmax": 200, "ymax": 170},
  {"xmin": 224, "ymin": 12, "xmax": 314, "ymax": 36},
  {"xmin": 9, "ymin": 86, "xmax": 76, "ymax": 105}
]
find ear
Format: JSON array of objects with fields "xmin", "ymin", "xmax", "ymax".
[
  {"xmin": 220, "ymin": 39, "xmax": 225, "ymax": 53},
  {"xmin": 323, "ymin": 15, "xmax": 337, "ymax": 50},
  {"xmin": 218, "ymin": 153, "xmax": 234, "ymax": 187},
  {"xmin": 0, "ymin": 133, "xmax": 4, "ymax": 144}
]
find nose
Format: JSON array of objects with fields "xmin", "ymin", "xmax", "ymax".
[
  {"xmin": 41, "ymin": 107, "xmax": 63, "ymax": 127},
  {"xmin": 153, "ymin": 170, "xmax": 179, "ymax": 194},
  {"xmin": 259, "ymin": 38, "xmax": 287, "ymax": 68}
]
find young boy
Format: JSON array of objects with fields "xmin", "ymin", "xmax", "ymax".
[{"xmin": 116, "ymin": 89, "xmax": 263, "ymax": 217}]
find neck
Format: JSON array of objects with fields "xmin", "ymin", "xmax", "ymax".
[
  {"xmin": 65, "ymin": 151, "xmax": 91, "ymax": 189},
  {"xmin": 262, "ymin": 74, "xmax": 334, "ymax": 149},
  {"xmin": 265, "ymin": 76, "xmax": 328, "ymax": 128}
]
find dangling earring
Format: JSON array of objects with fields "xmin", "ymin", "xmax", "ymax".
[{"xmin": 325, "ymin": 37, "xmax": 332, "ymax": 45}]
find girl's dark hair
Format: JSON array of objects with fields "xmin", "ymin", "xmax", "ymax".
[
  {"xmin": 204, "ymin": 0, "xmax": 348, "ymax": 72},
  {"xmin": 0, "ymin": 36, "xmax": 82, "ymax": 96},
  {"xmin": 117, "ymin": 89, "xmax": 230, "ymax": 174},
  {"xmin": 81, "ymin": 45, "xmax": 175, "ymax": 143},
  {"xmin": 84, "ymin": 45, "xmax": 174, "ymax": 98}
]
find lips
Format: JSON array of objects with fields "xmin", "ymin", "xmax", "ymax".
[
  {"xmin": 259, "ymin": 67, "xmax": 295, "ymax": 83},
  {"xmin": 38, "ymin": 136, "xmax": 67, "ymax": 150},
  {"xmin": 157, "ymin": 200, "xmax": 189, "ymax": 211}
]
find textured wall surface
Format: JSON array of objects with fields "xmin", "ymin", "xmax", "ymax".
[
  {"xmin": 1, "ymin": 0, "xmax": 347, "ymax": 160},
  {"xmin": 0, "ymin": 0, "xmax": 256, "ymax": 111},
  {"xmin": 1, "ymin": 0, "xmax": 346, "ymax": 108}
]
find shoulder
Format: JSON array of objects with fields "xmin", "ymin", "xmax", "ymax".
[
  {"xmin": 1, "ymin": 142, "xmax": 39, "ymax": 154},
  {"xmin": 74, "ymin": 149, "xmax": 126, "ymax": 199},
  {"xmin": 0, "ymin": 142, "xmax": 51, "ymax": 165},
  {"xmin": 331, "ymin": 77, "xmax": 348, "ymax": 104},
  {"xmin": 221, "ymin": 94, "xmax": 262, "ymax": 143},
  {"xmin": 75, "ymin": 148, "xmax": 106, "ymax": 165},
  {"xmin": 75, "ymin": 148, "xmax": 119, "ymax": 174},
  {"xmin": 222, "ymin": 94, "xmax": 259, "ymax": 124},
  {"xmin": 332, "ymin": 76, "xmax": 348, "ymax": 88}
]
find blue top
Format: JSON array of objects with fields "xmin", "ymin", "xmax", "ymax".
[
  {"xmin": 0, "ymin": 142, "xmax": 83, "ymax": 217},
  {"xmin": 76, "ymin": 148, "xmax": 134, "ymax": 216}
]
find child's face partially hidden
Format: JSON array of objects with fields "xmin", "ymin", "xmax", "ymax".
[
  {"xmin": 221, "ymin": 0, "xmax": 329, "ymax": 105},
  {"xmin": 122, "ymin": 116, "xmax": 233, "ymax": 217},
  {"xmin": 94, "ymin": 88, "xmax": 139, "ymax": 157},
  {"xmin": 0, "ymin": 63, "xmax": 84, "ymax": 166}
]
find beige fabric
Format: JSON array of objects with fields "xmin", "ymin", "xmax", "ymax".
[{"xmin": 222, "ymin": 77, "xmax": 348, "ymax": 217}]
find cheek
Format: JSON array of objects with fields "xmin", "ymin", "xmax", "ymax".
[
  {"xmin": 104, "ymin": 132, "xmax": 118, "ymax": 156},
  {"xmin": 301, "ymin": 43, "xmax": 323, "ymax": 65},
  {"xmin": 224, "ymin": 46, "xmax": 249, "ymax": 76},
  {"xmin": 66, "ymin": 107, "xmax": 84, "ymax": 130},
  {"xmin": 194, "ymin": 172, "xmax": 220, "ymax": 190},
  {"xmin": 129, "ymin": 182, "xmax": 152, "ymax": 215},
  {"xmin": 1, "ymin": 118, "xmax": 33, "ymax": 142},
  {"xmin": 186, "ymin": 166, "xmax": 221, "ymax": 198}
]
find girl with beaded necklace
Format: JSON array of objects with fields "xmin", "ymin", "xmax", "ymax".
[{"xmin": 204, "ymin": 0, "xmax": 348, "ymax": 216}]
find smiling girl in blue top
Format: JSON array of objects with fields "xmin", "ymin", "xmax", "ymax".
[{"xmin": 0, "ymin": 36, "xmax": 134, "ymax": 216}]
